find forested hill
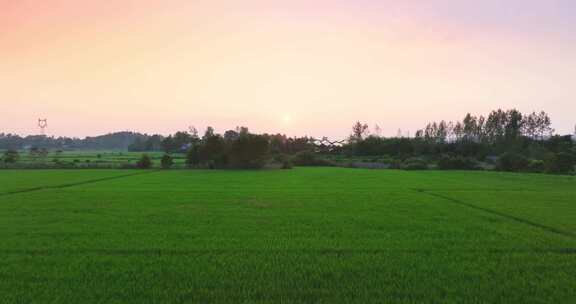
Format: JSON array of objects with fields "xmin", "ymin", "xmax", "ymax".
[{"xmin": 0, "ymin": 132, "xmax": 148, "ymax": 150}]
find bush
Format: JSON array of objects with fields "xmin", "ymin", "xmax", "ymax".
[
  {"xmin": 274, "ymin": 154, "xmax": 293, "ymax": 169},
  {"xmin": 496, "ymin": 152, "xmax": 529, "ymax": 172},
  {"xmin": 136, "ymin": 154, "xmax": 153, "ymax": 169},
  {"xmin": 228, "ymin": 134, "xmax": 270, "ymax": 169},
  {"xmin": 527, "ymin": 160, "xmax": 545, "ymax": 173},
  {"xmin": 292, "ymin": 151, "xmax": 334, "ymax": 167},
  {"xmin": 207, "ymin": 160, "xmax": 216, "ymax": 170},
  {"xmin": 281, "ymin": 159, "xmax": 293, "ymax": 169},
  {"xmin": 185, "ymin": 145, "xmax": 200, "ymax": 168},
  {"xmin": 402, "ymin": 158, "xmax": 428, "ymax": 170},
  {"xmin": 438, "ymin": 155, "xmax": 478, "ymax": 170},
  {"xmin": 199, "ymin": 135, "xmax": 227, "ymax": 168},
  {"xmin": 544, "ymin": 152, "xmax": 575, "ymax": 174},
  {"xmin": 2, "ymin": 150, "xmax": 19, "ymax": 164},
  {"xmin": 160, "ymin": 154, "xmax": 174, "ymax": 169},
  {"xmin": 389, "ymin": 159, "xmax": 402, "ymax": 169}
]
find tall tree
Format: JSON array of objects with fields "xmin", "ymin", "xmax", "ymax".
[
  {"xmin": 199, "ymin": 133, "xmax": 226, "ymax": 167},
  {"xmin": 505, "ymin": 109, "xmax": 523, "ymax": 140},
  {"xmin": 185, "ymin": 145, "xmax": 201, "ymax": 168},
  {"xmin": 203, "ymin": 126, "xmax": 215, "ymax": 141},
  {"xmin": 485, "ymin": 109, "xmax": 508, "ymax": 143},
  {"xmin": 462, "ymin": 113, "xmax": 478, "ymax": 142},
  {"xmin": 475, "ymin": 115, "xmax": 486, "ymax": 142},
  {"xmin": 223, "ymin": 130, "xmax": 240, "ymax": 142},
  {"xmin": 350, "ymin": 122, "xmax": 369, "ymax": 143},
  {"xmin": 522, "ymin": 112, "xmax": 539, "ymax": 139},
  {"xmin": 453, "ymin": 121, "xmax": 464, "ymax": 141},
  {"xmin": 424, "ymin": 122, "xmax": 437, "ymax": 142},
  {"xmin": 535, "ymin": 111, "xmax": 554, "ymax": 140},
  {"xmin": 436, "ymin": 121, "xmax": 448, "ymax": 143}
]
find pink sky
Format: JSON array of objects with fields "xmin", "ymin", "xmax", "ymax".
[{"xmin": 1, "ymin": 0, "xmax": 575, "ymax": 139}]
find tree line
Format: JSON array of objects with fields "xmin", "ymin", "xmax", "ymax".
[
  {"xmin": 133, "ymin": 127, "xmax": 315, "ymax": 169},
  {"xmin": 345, "ymin": 109, "xmax": 575, "ymax": 174},
  {"xmin": 128, "ymin": 127, "xmax": 316, "ymax": 155},
  {"xmin": 415, "ymin": 110, "xmax": 553, "ymax": 143},
  {"xmin": 1, "ymin": 108, "xmax": 575, "ymax": 173},
  {"xmin": 0, "ymin": 132, "xmax": 146, "ymax": 150}
]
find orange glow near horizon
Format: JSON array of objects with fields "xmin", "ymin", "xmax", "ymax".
[{"xmin": 1, "ymin": 0, "xmax": 575, "ymax": 138}]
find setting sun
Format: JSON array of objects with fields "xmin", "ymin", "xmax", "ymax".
[{"xmin": 282, "ymin": 114, "xmax": 293, "ymax": 124}]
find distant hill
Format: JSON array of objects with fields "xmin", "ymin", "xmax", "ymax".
[
  {"xmin": 81, "ymin": 132, "xmax": 149, "ymax": 150},
  {"xmin": 0, "ymin": 132, "xmax": 150, "ymax": 151}
]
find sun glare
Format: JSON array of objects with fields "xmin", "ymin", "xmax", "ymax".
[{"xmin": 282, "ymin": 114, "xmax": 293, "ymax": 124}]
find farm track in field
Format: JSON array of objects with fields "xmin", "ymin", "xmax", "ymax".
[
  {"xmin": 0, "ymin": 170, "xmax": 159, "ymax": 197},
  {"xmin": 1, "ymin": 248, "xmax": 575, "ymax": 256},
  {"xmin": 415, "ymin": 189, "xmax": 576, "ymax": 239}
]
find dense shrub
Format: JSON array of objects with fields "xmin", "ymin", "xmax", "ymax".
[
  {"xmin": 437, "ymin": 155, "xmax": 478, "ymax": 170},
  {"xmin": 136, "ymin": 154, "xmax": 153, "ymax": 169},
  {"xmin": 199, "ymin": 135, "xmax": 227, "ymax": 168},
  {"xmin": 389, "ymin": 159, "xmax": 402, "ymax": 169},
  {"xmin": 379, "ymin": 156, "xmax": 395, "ymax": 164},
  {"xmin": 273, "ymin": 154, "xmax": 293, "ymax": 169},
  {"xmin": 185, "ymin": 145, "xmax": 200, "ymax": 168},
  {"xmin": 291, "ymin": 151, "xmax": 314, "ymax": 165},
  {"xmin": 544, "ymin": 152, "xmax": 575, "ymax": 174},
  {"xmin": 160, "ymin": 154, "xmax": 174, "ymax": 169},
  {"xmin": 281, "ymin": 159, "xmax": 293, "ymax": 169},
  {"xmin": 292, "ymin": 151, "xmax": 334, "ymax": 167},
  {"xmin": 527, "ymin": 160, "xmax": 545, "ymax": 173},
  {"xmin": 402, "ymin": 158, "xmax": 428, "ymax": 170},
  {"xmin": 228, "ymin": 134, "xmax": 270, "ymax": 169},
  {"xmin": 2, "ymin": 150, "xmax": 19, "ymax": 164},
  {"xmin": 496, "ymin": 152, "xmax": 529, "ymax": 172}
]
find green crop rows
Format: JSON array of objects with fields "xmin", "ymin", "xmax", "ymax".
[{"xmin": 1, "ymin": 168, "xmax": 575, "ymax": 303}]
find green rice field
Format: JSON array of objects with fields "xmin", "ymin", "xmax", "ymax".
[
  {"xmin": 1, "ymin": 168, "xmax": 575, "ymax": 303},
  {"xmin": 6, "ymin": 151, "xmax": 186, "ymax": 168}
]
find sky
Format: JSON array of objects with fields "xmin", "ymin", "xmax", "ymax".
[{"xmin": 1, "ymin": 0, "xmax": 575, "ymax": 139}]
